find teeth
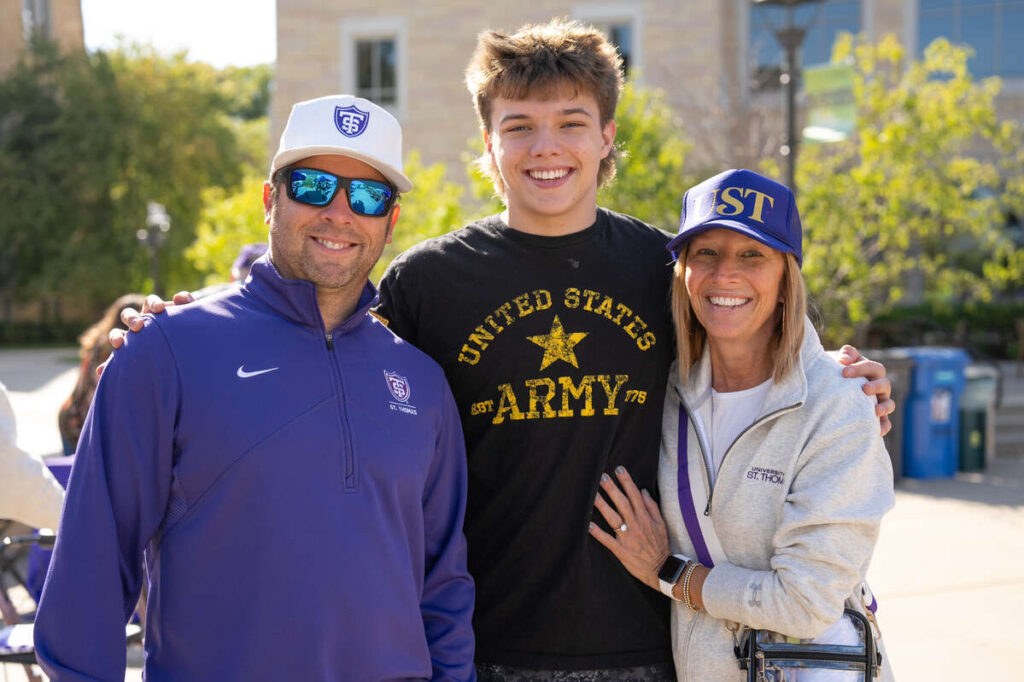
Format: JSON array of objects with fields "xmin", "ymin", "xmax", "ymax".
[
  {"xmin": 315, "ymin": 237, "xmax": 351, "ymax": 251},
  {"xmin": 529, "ymin": 168, "xmax": 569, "ymax": 180},
  {"xmin": 709, "ymin": 296, "xmax": 748, "ymax": 307}
]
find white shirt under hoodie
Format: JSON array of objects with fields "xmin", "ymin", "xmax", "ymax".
[{"xmin": 659, "ymin": 317, "xmax": 896, "ymax": 681}]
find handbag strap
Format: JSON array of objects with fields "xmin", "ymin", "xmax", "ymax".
[{"xmin": 677, "ymin": 405, "xmax": 714, "ymax": 567}]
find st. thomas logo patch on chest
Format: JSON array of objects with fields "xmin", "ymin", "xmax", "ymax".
[{"xmin": 384, "ymin": 370, "xmax": 411, "ymax": 403}]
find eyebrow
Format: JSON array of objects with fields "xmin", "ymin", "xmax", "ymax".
[{"xmin": 498, "ymin": 107, "xmax": 595, "ymax": 125}]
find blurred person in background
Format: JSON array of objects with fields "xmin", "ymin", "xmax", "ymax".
[
  {"xmin": 57, "ymin": 293, "xmax": 146, "ymax": 455},
  {"xmin": 191, "ymin": 242, "xmax": 269, "ymax": 299},
  {"xmin": 1, "ymin": 380, "xmax": 64, "ymax": 530}
]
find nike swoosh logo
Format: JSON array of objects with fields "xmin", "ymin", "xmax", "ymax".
[{"xmin": 237, "ymin": 365, "xmax": 279, "ymax": 379}]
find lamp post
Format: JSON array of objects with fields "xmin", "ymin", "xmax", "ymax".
[
  {"xmin": 138, "ymin": 202, "xmax": 171, "ymax": 298},
  {"xmin": 752, "ymin": 0, "xmax": 824, "ymax": 194}
]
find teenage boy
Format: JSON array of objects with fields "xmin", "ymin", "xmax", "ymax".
[{"xmin": 374, "ymin": 19, "xmax": 892, "ymax": 681}]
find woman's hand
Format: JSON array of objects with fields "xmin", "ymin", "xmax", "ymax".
[{"xmin": 589, "ymin": 466, "xmax": 672, "ymax": 592}]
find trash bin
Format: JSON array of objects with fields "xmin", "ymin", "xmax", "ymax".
[
  {"xmin": 959, "ymin": 364, "xmax": 1000, "ymax": 471},
  {"xmin": 899, "ymin": 348, "xmax": 970, "ymax": 479},
  {"xmin": 861, "ymin": 349, "xmax": 915, "ymax": 482}
]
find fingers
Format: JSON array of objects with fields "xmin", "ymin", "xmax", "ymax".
[
  {"xmin": 880, "ymin": 415, "xmax": 892, "ymax": 438},
  {"xmin": 641, "ymin": 488, "xmax": 666, "ymax": 526},
  {"xmin": 108, "ymin": 328, "xmax": 126, "ymax": 349},
  {"xmin": 875, "ymin": 396, "xmax": 895, "ymax": 418},
  {"xmin": 836, "ymin": 344, "xmax": 861, "ymax": 366},
  {"xmin": 119, "ymin": 307, "xmax": 146, "ymax": 332},
  {"xmin": 141, "ymin": 294, "xmax": 165, "ymax": 315},
  {"xmin": 95, "ymin": 359, "xmax": 109, "ymax": 378},
  {"xmin": 842, "ymin": 359, "xmax": 886, "ymax": 382},
  {"xmin": 171, "ymin": 291, "xmax": 195, "ymax": 305},
  {"xmin": 612, "ymin": 466, "xmax": 647, "ymax": 517},
  {"xmin": 593, "ymin": 489, "xmax": 627, "ymax": 532},
  {"xmin": 599, "ymin": 472, "xmax": 635, "ymax": 527}
]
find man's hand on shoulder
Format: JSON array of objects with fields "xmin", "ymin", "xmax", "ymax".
[
  {"xmin": 836, "ymin": 344, "xmax": 895, "ymax": 437},
  {"xmin": 97, "ymin": 291, "xmax": 195, "ymax": 377}
]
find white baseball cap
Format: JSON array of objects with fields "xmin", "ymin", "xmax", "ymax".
[{"xmin": 271, "ymin": 95, "xmax": 413, "ymax": 193}]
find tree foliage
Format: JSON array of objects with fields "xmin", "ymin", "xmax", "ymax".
[
  {"xmin": 0, "ymin": 41, "xmax": 269, "ymax": 318},
  {"xmin": 597, "ymin": 80, "xmax": 694, "ymax": 232},
  {"xmin": 798, "ymin": 35, "xmax": 1024, "ymax": 346}
]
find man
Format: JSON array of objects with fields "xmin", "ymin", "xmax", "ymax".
[
  {"xmin": 35, "ymin": 95, "xmax": 475, "ymax": 681},
  {"xmin": 374, "ymin": 20, "xmax": 893, "ymax": 681}
]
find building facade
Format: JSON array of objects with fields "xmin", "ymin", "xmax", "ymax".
[
  {"xmin": 274, "ymin": 0, "xmax": 1023, "ymax": 180},
  {"xmin": 1, "ymin": 0, "xmax": 84, "ymax": 74}
]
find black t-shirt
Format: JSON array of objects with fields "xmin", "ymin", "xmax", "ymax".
[{"xmin": 376, "ymin": 209, "xmax": 675, "ymax": 670}]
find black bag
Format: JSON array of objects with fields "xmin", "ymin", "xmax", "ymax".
[{"xmin": 734, "ymin": 608, "xmax": 882, "ymax": 681}]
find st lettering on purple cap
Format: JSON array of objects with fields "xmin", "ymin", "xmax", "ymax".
[{"xmin": 666, "ymin": 169, "xmax": 803, "ymax": 266}]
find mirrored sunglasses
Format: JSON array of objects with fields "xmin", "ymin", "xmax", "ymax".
[{"xmin": 286, "ymin": 168, "xmax": 396, "ymax": 217}]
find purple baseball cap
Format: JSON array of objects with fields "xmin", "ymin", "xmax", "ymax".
[{"xmin": 666, "ymin": 169, "xmax": 803, "ymax": 266}]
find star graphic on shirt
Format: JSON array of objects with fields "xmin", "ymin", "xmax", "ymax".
[{"xmin": 527, "ymin": 316, "xmax": 589, "ymax": 371}]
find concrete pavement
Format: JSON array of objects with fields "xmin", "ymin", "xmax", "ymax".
[{"xmin": 3, "ymin": 347, "xmax": 1023, "ymax": 680}]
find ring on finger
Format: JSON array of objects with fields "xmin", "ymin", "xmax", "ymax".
[{"xmin": 618, "ymin": 523, "xmax": 628, "ymax": 532}]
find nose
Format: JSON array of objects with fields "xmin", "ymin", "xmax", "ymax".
[
  {"xmin": 710, "ymin": 256, "xmax": 740, "ymax": 282},
  {"xmin": 530, "ymin": 125, "xmax": 560, "ymax": 157},
  {"xmin": 322, "ymin": 188, "xmax": 357, "ymax": 223}
]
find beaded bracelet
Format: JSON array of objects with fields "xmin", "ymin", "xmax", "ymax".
[{"xmin": 681, "ymin": 560, "xmax": 701, "ymax": 613}]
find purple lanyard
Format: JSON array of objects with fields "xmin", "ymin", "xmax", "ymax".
[{"xmin": 677, "ymin": 405, "xmax": 714, "ymax": 568}]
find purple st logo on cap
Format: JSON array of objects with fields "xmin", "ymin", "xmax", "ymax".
[{"xmin": 334, "ymin": 105, "xmax": 370, "ymax": 138}]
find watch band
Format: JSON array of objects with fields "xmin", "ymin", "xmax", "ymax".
[{"xmin": 657, "ymin": 553, "xmax": 692, "ymax": 600}]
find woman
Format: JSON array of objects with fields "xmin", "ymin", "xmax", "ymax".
[
  {"xmin": 58, "ymin": 293, "xmax": 146, "ymax": 454},
  {"xmin": 589, "ymin": 169, "xmax": 895, "ymax": 681}
]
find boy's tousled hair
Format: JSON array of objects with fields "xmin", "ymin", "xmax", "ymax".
[{"xmin": 465, "ymin": 18, "xmax": 624, "ymax": 200}]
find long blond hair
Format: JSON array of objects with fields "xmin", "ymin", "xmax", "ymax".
[{"xmin": 671, "ymin": 248, "xmax": 805, "ymax": 384}]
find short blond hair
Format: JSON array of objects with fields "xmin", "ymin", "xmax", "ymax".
[
  {"xmin": 672, "ymin": 249, "xmax": 805, "ymax": 384},
  {"xmin": 464, "ymin": 18, "xmax": 623, "ymax": 200}
]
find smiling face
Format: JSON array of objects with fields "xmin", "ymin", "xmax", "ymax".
[
  {"xmin": 683, "ymin": 228, "xmax": 786, "ymax": 353},
  {"xmin": 484, "ymin": 86, "xmax": 615, "ymax": 236},
  {"xmin": 263, "ymin": 154, "xmax": 398, "ymax": 314}
]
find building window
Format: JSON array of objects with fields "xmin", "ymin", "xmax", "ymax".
[
  {"xmin": 340, "ymin": 17, "xmax": 406, "ymax": 118},
  {"xmin": 356, "ymin": 39, "xmax": 397, "ymax": 105},
  {"xmin": 750, "ymin": 0, "xmax": 861, "ymax": 90},
  {"xmin": 22, "ymin": 0, "xmax": 51, "ymax": 42},
  {"xmin": 573, "ymin": 4, "xmax": 643, "ymax": 77},
  {"xmin": 918, "ymin": 0, "xmax": 1024, "ymax": 78}
]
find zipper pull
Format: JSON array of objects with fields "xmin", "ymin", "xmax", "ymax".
[
  {"xmin": 326, "ymin": 333, "xmax": 334, "ymax": 350},
  {"xmin": 704, "ymin": 501, "xmax": 711, "ymax": 516}
]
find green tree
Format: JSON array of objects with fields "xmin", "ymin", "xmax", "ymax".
[
  {"xmin": 797, "ymin": 35, "xmax": 1024, "ymax": 346},
  {"xmin": 597, "ymin": 81, "xmax": 694, "ymax": 231},
  {"xmin": 0, "ymin": 41, "xmax": 263, "ymax": 318},
  {"xmin": 467, "ymin": 80, "xmax": 693, "ymax": 231}
]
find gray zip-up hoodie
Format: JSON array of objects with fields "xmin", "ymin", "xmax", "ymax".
[{"xmin": 659, "ymin": 317, "xmax": 895, "ymax": 681}]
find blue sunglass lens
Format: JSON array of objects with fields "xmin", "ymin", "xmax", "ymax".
[
  {"xmin": 290, "ymin": 170, "xmax": 337, "ymax": 206},
  {"xmin": 349, "ymin": 180, "xmax": 393, "ymax": 217}
]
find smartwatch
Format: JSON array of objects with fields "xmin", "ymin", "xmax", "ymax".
[{"xmin": 657, "ymin": 554, "xmax": 692, "ymax": 599}]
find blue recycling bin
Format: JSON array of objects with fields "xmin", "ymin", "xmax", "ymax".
[{"xmin": 899, "ymin": 348, "xmax": 970, "ymax": 479}]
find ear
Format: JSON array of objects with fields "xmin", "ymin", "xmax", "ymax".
[
  {"xmin": 262, "ymin": 181, "xmax": 274, "ymax": 224},
  {"xmin": 484, "ymin": 129, "xmax": 495, "ymax": 158},
  {"xmin": 600, "ymin": 119, "xmax": 617, "ymax": 159},
  {"xmin": 386, "ymin": 204, "xmax": 401, "ymax": 244}
]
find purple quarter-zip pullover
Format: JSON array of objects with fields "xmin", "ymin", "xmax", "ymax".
[{"xmin": 35, "ymin": 258, "xmax": 475, "ymax": 681}]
